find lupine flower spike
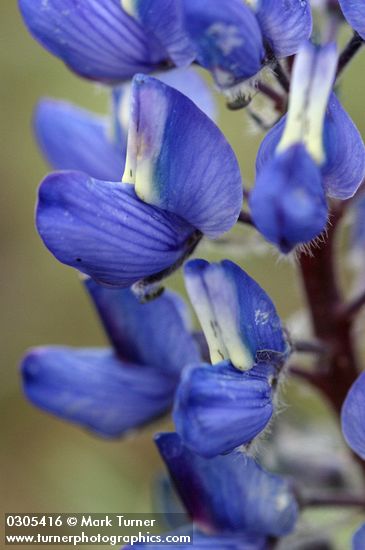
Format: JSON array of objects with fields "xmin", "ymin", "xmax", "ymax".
[
  {"xmin": 16, "ymin": 1, "xmax": 365, "ymax": 547},
  {"xmin": 174, "ymin": 259, "xmax": 289, "ymax": 457}
]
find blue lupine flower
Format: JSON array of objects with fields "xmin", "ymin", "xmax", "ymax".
[
  {"xmin": 341, "ymin": 371, "xmax": 365, "ymax": 460},
  {"xmin": 20, "ymin": 279, "xmax": 200, "ymax": 437},
  {"xmin": 34, "ymin": 67, "xmax": 216, "ymax": 181},
  {"xmin": 18, "ymin": 0, "xmax": 194, "ymax": 82},
  {"xmin": 252, "ymin": 144, "xmax": 327, "ymax": 254},
  {"xmin": 338, "ymin": 0, "xmax": 365, "ymax": 39},
  {"xmin": 174, "ymin": 361, "xmax": 276, "ymax": 459},
  {"xmin": 181, "ymin": 0, "xmax": 265, "ymax": 91},
  {"xmin": 250, "ymin": 41, "xmax": 365, "ymax": 253},
  {"xmin": 155, "ymin": 432, "xmax": 298, "ymax": 537},
  {"xmin": 174, "ymin": 259, "xmax": 289, "ymax": 457},
  {"xmin": 353, "ymin": 523, "xmax": 365, "ymax": 550},
  {"xmin": 36, "ymin": 75, "xmax": 242, "ymax": 288},
  {"xmin": 19, "ymin": 0, "xmax": 311, "ymax": 91},
  {"xmin": 257, "ymin": 94, "xmax": 365, "ymax": 201},
  {"xmin": 183, "ymin": 260, "xmax": 288, "ymax": 370}
]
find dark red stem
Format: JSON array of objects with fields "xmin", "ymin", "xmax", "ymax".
[
  {"xmin": 297, "ymin": 207, "xmax": 365, "ymax": 478},
  {"xmin": 257, "ymin": 82, "xmax": 287, "ymax": 113},
  {"xmin": 298, "ymin": 208, "xmax": 359, "ymax": 413}
]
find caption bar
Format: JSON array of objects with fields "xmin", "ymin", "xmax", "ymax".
[{"xmin": 4, "ymin": 513, "xmax": 191, "ymax": 546}]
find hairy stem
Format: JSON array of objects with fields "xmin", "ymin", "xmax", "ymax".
[
  {"xmin": 297, "ymin": 210, "xmax": 365, "ymax": 478},
  {"xmin": 298, "ymin": 208, "xmax": 359, "ymax": 413}
]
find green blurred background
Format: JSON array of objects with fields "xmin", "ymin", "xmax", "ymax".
[{"xmin": 1, "ymin": 3, "xmax": 365, "ymax": 548}]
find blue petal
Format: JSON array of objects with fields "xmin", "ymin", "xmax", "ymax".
[
  {"xmin": 18, "ymin": 0, "xmax": 166, "ymax": 82},
  {"xmin": 156, "ymin": 433, "xmax": 298, "ymax": 537},
  {"xmin": 146, "ymin": 68, "xmax": 217, "ymax": 121},
  {"xmin": 111, "ymin": 67, "xmax": 217, "ymax": 151},
  {"xmin": 123, "ymin": 75, "xmax": 243, "ymax": 238},
  {"xmin": 254, "ymin": 0, "xmax": 312, "ymax": 58},
  {"xmin": 34, "ymin": 99, "xmax": 125, "ymax": 181},
  {"xmin": 124, "ymin": 530, "xmax": 267, "ymax": 549},
  {"xmin": 338, "ymin": 0, "xmax": 365, "ymax": 39},
  {"xmin": 85, "ymin": 279, "xmax": 200, "ymax": 376},
  {"xmin": 21, "ymin": 347, "xmax": 176, "ymax": 437},
  {"xmin": 173, "ymin": 361, "xmax": 274, "ymax": 457},
  {"xmin": 122, "ymin": 0, "xmax": 195, "ymax": 67},
  {"xmin": 36, "ymin": 171, "xmax": 194, "ymax": 287},
  {"xmin": 256, "ymin": 93, "xmax": 364, "ymax": 200},
  {"xmin": 184, "ymin": 259, "xmax": 288, "ymax": 370},
  {"xmin": 353, "ymin": 523, "xmax": 365, "ymax": 550},
  {"xmin": 255, "ymin": 115, "xmax": 286, "ymax": 174},
  {"xmin": 183, "ymin": 0, "xmax": 265, "ymax": 89},
  {"xmin": 322, "ymin": 93, "xmax": 365, "ymax": 199},
  {"xmin": 250, "ymin": 144, "xmax": 328, "ymax": 253},
  {"xmin": 341, "ymin": 371, "xmax": 365, "ymax": 460}
]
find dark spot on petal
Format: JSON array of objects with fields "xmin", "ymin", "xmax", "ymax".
[{"xmin": 210, "ymin": 320, "xmax": 218, "ymax": 338}]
